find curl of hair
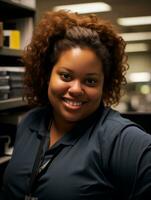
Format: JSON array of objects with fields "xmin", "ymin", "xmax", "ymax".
[{"xmin": 22, "ymin": 10, "xmax": 128, "ymax": 107}]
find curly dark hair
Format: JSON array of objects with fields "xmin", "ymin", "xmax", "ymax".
[{"xmin": 22, "ymin": 10, "xmax": 128, "ymax": 107}]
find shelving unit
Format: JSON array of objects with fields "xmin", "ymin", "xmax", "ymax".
[
  {"xmin": 0, "ymin": 0, "xmax": 35, "ymax": 18},
  {"xmin": 0, "ymin": 47, "xmax": 23, "ymax": 57},
  {"xmin": 0, "ymin": 0, "xmax": 35, "ymax": 110},
  {"xmin": 0, "ymin": 0, "xmax": 36, "ymax": 171},
  {"xmin": 0, "ymin": 97, "xmax": 27, "ymax": 110}
]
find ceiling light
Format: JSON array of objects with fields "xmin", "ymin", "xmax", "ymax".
[
  {"xmin": 120, "ymin": 32, "xmax": 151, "ymax": 41},
  {"xmin": 140, "ymin": 85, "xmax": 150, "ymax": 94},
  {"xmin": 125, "ymin": 43, "xmax": 149, "ymax": 52},
  {"xmin": 117, "ymin": 16, "xmax": 151, "ymax": 26},
  {"xmin": 128, "ymin": 72, "xmax": 151, "ymax": 82},
  {"xmin": 53, "ymin": 2, "xmax": 112, "ymax": 14}
]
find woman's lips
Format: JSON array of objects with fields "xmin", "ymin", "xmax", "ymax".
[{"xmin": 62, "ymin": 97, "xmax": 86, "ymax": 110}]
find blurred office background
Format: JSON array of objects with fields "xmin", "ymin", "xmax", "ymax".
[{"xmin": 36, "ymin": 0, "xmax": 151, "ymax": 113}]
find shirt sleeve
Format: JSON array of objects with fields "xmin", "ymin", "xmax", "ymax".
[
  {"xmin": 108, "ymin": 126, "xmax": 151, "ymax": 200},
  {"xmin": 132, "ymin": 143, "xmax": 151, "ymax": 200}
]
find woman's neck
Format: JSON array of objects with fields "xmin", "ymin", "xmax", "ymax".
[
  {"xmin": 52, "ymin": 117, "xmax": 75, "ymax": 135},
  {"xmin": 49, "ymin": 118, "xmax": 75, "ymax": 147}
]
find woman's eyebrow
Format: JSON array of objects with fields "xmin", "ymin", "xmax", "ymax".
[
  {"xmin": 58, "ymin": 67, "xmax": 100, "ymax": 76},
  {"xmin": 58, "ymin": 67, "xmax": 73, "ymax": 72}
]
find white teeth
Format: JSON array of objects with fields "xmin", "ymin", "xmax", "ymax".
[{"xmin": 64, "ymin": 99, "xmax": 82, "ymax": 106}]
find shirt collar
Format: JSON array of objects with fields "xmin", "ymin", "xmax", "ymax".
[
  {"xmin": 29, "ymin": 104, "xmax": 108, "ymax": 146},
  {"xmin": 29, "ymin": 106, "xmax": 51, "ymax": 138}
]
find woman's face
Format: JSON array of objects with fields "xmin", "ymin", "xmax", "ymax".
[{"xmin": 48, "ymin": 47, "xmax": 104, "ymax": 124}]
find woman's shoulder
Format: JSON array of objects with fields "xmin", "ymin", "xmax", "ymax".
[
  {"xmin": 98, "ymin": 107, "xmax": 151, "ymax": 169},
  {"xmin": 100, "ymin": 107, "xmax": 145, "ymax": 134},
  {"xmin": 97, "ymin": 107, "xmax": 151, "ymax": 153},
  {"xmin": 97, "ymin": 108, "xmax": 151, "ymax": 196}
]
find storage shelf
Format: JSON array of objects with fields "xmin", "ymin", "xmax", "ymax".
[
  {"xmin": 0, "ymin": 48, "xmax": 23, "ymax": 57},
  {"xmin": 0, "ymin": 97, "xmax": 27, "ymax": 111},
  {"xmin": 0, "ymin": 0, "xmax": 35, "ymax": 19},
  {"xmin": 0, "ymin": 0, "xmax": 34, "ymax": 112}
]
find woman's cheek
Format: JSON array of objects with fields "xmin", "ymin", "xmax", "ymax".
[{"xmin": 49, "ymin": 78, "xmax": 68, "ymax": 96}]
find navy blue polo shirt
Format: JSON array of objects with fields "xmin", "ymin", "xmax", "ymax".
[{"xmin": 1, "ymin": 105, "xmax": 151, "ymax": 200}]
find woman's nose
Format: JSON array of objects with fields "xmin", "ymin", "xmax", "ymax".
[{"xmin": 68, "ymin": 80, "xmax": 84, "ymax": 97}]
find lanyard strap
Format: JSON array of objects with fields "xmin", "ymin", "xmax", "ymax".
[
  {"xmin": 26, "ymin": 134, "xmax": 64, "ymax": 198},
  {"xmin": 27, "ymin": 135, "xmax": 47, "ymax": 196}
]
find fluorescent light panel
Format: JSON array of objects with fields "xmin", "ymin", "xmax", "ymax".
[
  {"xmin": 117, "ymin": 16, "xmax": 151, "ymax": 26},
  {"xmin": 120, "ymin": 32, "xmax": 151, "ymax": 41},
  {"xmin": 128, "ymin": 72, "xmax": 151, "ymax": 82},
  {"xmin": 53, "ymin": 2, "xmax": 112, "ymax": 14},
  {"xmin": 126, "ymin": 43, "xmax": 149, "ymax": 52}
]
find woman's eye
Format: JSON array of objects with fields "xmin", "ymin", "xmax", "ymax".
[
  {"xmin": 60, "ymin": 72, "xmax": 72, "ymax": 81},
  {"xmin": 85, "ymin": 78, "xmax": 97, "ymax": 86}
]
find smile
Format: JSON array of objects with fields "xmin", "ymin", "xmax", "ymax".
[
  {"xmin": 64, "ymin": 98, "xmax": 82, "ymax": 106},
  {"xmin": 62, "ymin": 98, "xmax": 85, "ymax": 109}
]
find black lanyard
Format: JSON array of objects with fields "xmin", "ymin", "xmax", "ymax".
[{"xmin": 25, "ymin": 134, "xmax": 64, "ymax": 200}]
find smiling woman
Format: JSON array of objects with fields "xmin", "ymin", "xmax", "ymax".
[
  {"xmin": 47, "ymin": 47, "xmax": 104, "ymax": 145},
  {"xmin": 48, "ymin": 48, "xmax": 104, "ymax": 125},
  {"xmin": 0, "ymin": 10, "xmax": 151, "ymax": 200}
]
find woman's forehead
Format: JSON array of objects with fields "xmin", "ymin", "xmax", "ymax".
[{"xmin": 53, "ymin": 47, "xmax": 103, "ymax": 75}]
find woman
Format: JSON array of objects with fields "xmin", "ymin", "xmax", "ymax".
[{"xmin": 0, "ymin": 10, "xmax": 151, "ymax": 200}]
